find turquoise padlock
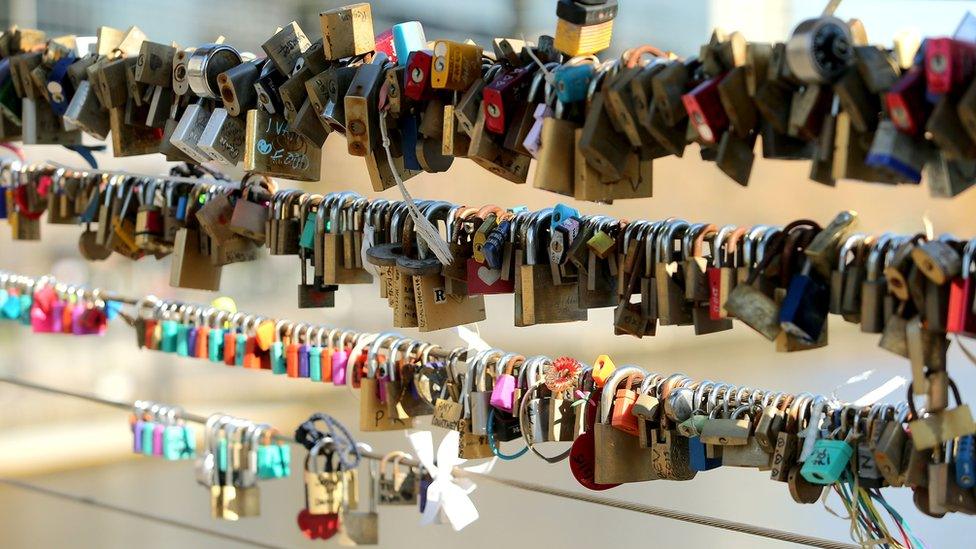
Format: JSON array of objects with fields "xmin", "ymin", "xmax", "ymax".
[
  {"xmin": 271, "ymin": 341, "xmax": 286, "ymax": 374},
  {"xmin": 309, "ymin": 346, "xmax": 323, "ymax": 381},
  {"xmin": 175, "ymin": 324, "xmax": 190, "ymax": 356},
  {"xmin": 299, "ymin": 212, "xmax": 317, "ymax": 249},
  {"xmin": 257, "ymin": 443, "xmax": 291, "ymax": 479},
  {"xmin": 163, "ymin": 425, "xmax": 196, "ymax": 460},
  {"xmin": 801, "ymin": 439, "xmax": 853, "ymax": 485},
  {"xmin": 141, "ymin": 420, "xmax": 156, "ymax": 456},
  {"xmin": 218, "ymin": 437, "xmax": 229, "ymax": 472},
  {"xmin": 18, "ymin": 294, "xmax": 31, "ymax": 325},
  {"xmin": 553, "ymin": 63, "xmax": 595, "ymax": 103},
  {"xmin": 1, "ymin": 291, "xmax": 18, "ymax": 319},
  {"xmin": 235, "ymin": 333, "xmax": 247, "ymax": 366},
  {"xmin": 550, "ymin": 203, "xmax": 579, "ymax": 231},
  {"xmin": 208, "ymin": 328, "xmax": 224, "ymax": 362},
  {"xmin": 160, "ymin": 320, "xmax": 179, "ymax": 353}
]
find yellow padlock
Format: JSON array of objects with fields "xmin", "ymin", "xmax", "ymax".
[
  {"xmin": 255, "ymin": 319, "xmax": 276, "ymax": 352},
  {"xmin": 592, "ymin": 354, "xmax": 616, "ymax": 388}
]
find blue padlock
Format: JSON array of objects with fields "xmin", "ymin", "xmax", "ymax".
[
  {"xmin": 550, "ymin": 203, "xmax": 579, "ymax": 232},
  {"xmin": 482, "ymin": 220, "xmax": 510, "ymax": 270},
  {"xmin": 186, "ymin": 326, "xmax": 199, "ymax": 358},
  {"xmin": 688, "ymin": 435, "xmax": 722, "ymax": 471},
  {"xmin": 401, "ymin": 114, "xmax": 422, "ymax": 171},
  {"xmin": 175, "ymin": 194, "xmax": 189, "ymax": 222},
  {"xmin": 956, "ymin": 435, "xmax": 976, "ymax": 489},
  {"xmin": 553, "ymin": 63, "xmax": 595, "ymax": 104},
  {"xmin": 46, "ymin": 54, "xmax": 77, "ymax": 116},
  {"xmin": 779, "ymin": 262, "xmax": 829, "ymax": 343},
  {"xmin": 801, "ymin": 438, "xmax": 853, "ymax": 484},
  {"xmin": 393, "ymin": 21, "xmax": 427, "ymax": 67},
  {"xmin": 0, "ymin": 188, "xmax": 6, "ymax": 219}
]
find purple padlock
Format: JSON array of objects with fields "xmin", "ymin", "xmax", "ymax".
[
  {"xmin": 50, "ymin": 301, "xmax": 64, "ymax": 333},
  {"xmin": 332, "ymin": 348, "xmax": 349, "ymax": 385},
  {"xmin": 298, "ymin": 344, "xmax": 310, "ymax": 378},
  {"xmin": 132, "ymin": 420, "xmax": 144, "ymax": 453},
  {"xmin": 522, "ymin": 103, "xmax": 553, "ymax": 157},
  {"xmin": 186, "ymin": 327, "xmax": 199, "ymax": 358},
  {"xmin": 71, "ymin": 304, "xmax": 86, "ymax": 335}
]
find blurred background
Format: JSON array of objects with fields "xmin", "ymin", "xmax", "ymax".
[{"xmin": 0, "ymin": 0, "xmax": 975, "ymax": 547}]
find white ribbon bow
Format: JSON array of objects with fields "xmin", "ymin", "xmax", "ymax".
[{"xmin": 407, "ymin": 430, "xmax": 495, "ymax": 531}]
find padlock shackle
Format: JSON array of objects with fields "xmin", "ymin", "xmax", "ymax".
[{"xmin": 599, "ymin": 365, "xmax": 646, "ymax": 424}]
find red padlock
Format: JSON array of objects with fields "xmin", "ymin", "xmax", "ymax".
[
  {"xmin": 885, "ymin": 66, "xmax": 929, "ymax": 136},
  {"xmin": 947, "ymin": 242, "xmax": 976, "ymax": 337},
  {"xmin": 925, "ymin": 37, "xmax": 976, "ymax": 97},
  {"xmin": 223, "ymin": 331, "xmax": 237, "ymax": 365},
  {"xmin": 483, "ymin": 65, "xmax": 536, "ymax": 134},
  {"xmin": 404, "ymin": 50, "xmax": 435, "ymax": 101},
  {"xmin": 681, "ymin": 73, "xmax": 729, "ymax": 145},
  {"xmin": 374, "ymin": 28, "xmax": 398, "ymax": 65}
]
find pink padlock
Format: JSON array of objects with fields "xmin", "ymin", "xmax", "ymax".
[
  {"xmin": 152, "ymin": 423, "xmax": 166, "ymax": 456},
  {"xmin": 30, "ymin": 285, "xmax": 57, "ymax": 333},
  {"xmin": 71, "ymin": 303, "xmax": 86, "ymax": 335},
  {"xmin": 50, "ymin": 301, "xmax": 64, "ymax": 332},
  {"xmin": 489, "ymin": 354, "xmax": 524, "ymax": 413},
  {"xmin": 30, "ymin": 305, "xmax": 54, "ymax": 333},
  {"xmin": 332, "ymin": 348, "xmax": 349, "ymax": 385}
]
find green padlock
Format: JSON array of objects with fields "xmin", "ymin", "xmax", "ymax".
[
  {"xmin": 160, "ymin": 320, "xmax": 179, "ymax": 352},
  {"xmin": 209, "ymin": 328, "xmax": 224, "ymax": 362},
  {"xmin": 163, "ymin": 424, "xmax": 196, "ymax": 460},
  {"xmin": 678, "ymin": 414, "xmax": 708, "ymax": 438},
  {"xmin": 309, "ymin": 346, "xmax": 323, "ymax": 381},
  {"xmin": 175, "ymin": 323, "xmax": 190, "ymax": 356},
  {"xmin": 257, "ymin": 443, "xmax": 291, "ymax": 479},
  {"xmin": 235, "ymin": 333, "xmax": 247, "ymax": 366},
  {"xmin": 299, "ymin": 212, "xmax": 317, "ymax": 249},
  {"xmin": 18, "ymin": 293, "xmax": 31, "ymax": 325},
  {"xmin": 801, "ymin": 437, "xmax": 853, "ymax": 485}
]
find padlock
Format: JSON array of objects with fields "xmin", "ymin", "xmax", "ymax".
[
  {"xmin": 785, "ymin": 16, "xmax": 853, "ymax": 84},
  {"xmin": 430, "ymin": 40, "xmax": 481, "ymax": 91},
  {"xmin": 778, "ymin": 260, "xmax": 830, "ymax": 344},
  {"xmin": 925, "ymin": 37, "xmax": 976, "ymax": 97},
  {"xmin": 337, "ymin": 459, "xmax": 379, "ymax": 546},
  {"xmin": 319, "ymin": 3, "xmax": 374, "ymax": 60},
  {"xmin": 593, "ymin": 366, "xmax": 656, "ymax": 484},
  {"xmin": 554, "ymin": 0, "xmax": 617, "ymax": 56},
  {"xmin": 700, "ymin": 403, "xmax": 752, "ymax": 447}
]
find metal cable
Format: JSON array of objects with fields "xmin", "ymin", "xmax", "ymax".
[
  {"xmin": 0, "ymin": 477, "xmax": 287, "ymax": 549},
  {"xmin": 1, "ymin": 375, "xmax": 860, "ymax": 548}
]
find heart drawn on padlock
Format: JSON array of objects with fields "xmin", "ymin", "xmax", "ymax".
[
  {"xmin": 477, "ymin": 265, "xmax": 501, "ymax": 285},
  {"xmin": 296, "ymin": 509, "xmax": 340, "ymax": 540}
]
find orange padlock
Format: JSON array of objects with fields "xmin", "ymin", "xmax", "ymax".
[
  {"xmin": 195, "ymin": 326, "xmax": 210, "ymax": 358},
  {"xmin": 610, "ymin": 372, "xmax": 643, "ymax": 435}
]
